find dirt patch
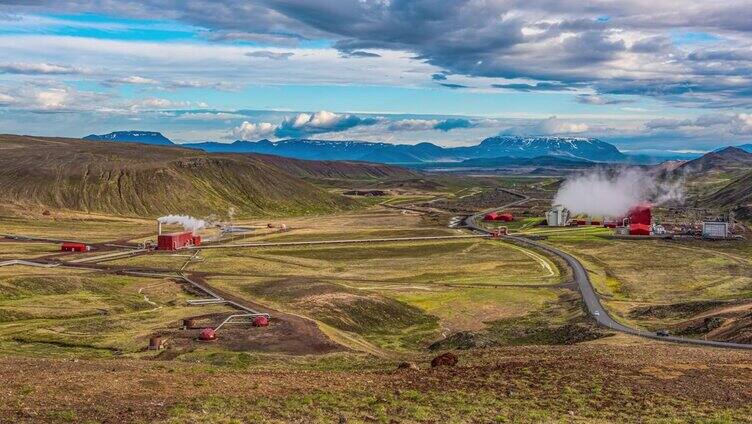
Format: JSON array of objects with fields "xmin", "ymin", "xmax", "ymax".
[
  {"xmin": 157, "ymin": 312, "xmax": 342, "ymax": 356},
  {"xmin": 173, "ymin": 275, "xmax": 346, "ymax": 356}
]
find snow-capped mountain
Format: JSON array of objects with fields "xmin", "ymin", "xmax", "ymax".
[{"xmin": 184, "ymin": 135, "xmax": 626, "ymax": 163}]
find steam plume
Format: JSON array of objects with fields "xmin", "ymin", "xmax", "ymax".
[
  {"xmin": 158, "ymin": 214, "xmax": 206, "ymax": 233},
  {"xmin": 553, "ymin": 167, "xmax": 684, "ymax": 217}
]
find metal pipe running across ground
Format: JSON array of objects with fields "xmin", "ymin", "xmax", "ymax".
[
  {"xmin": 464, "ymin": 211, "xmax": 752, "ymax": 350},
  {"xmin": 186, "ymin": 234, "xmax": 491, "ymax": 250},
  {"xmin": 178, "ymin": 272, "xmax": 264, "ymax": 316}
]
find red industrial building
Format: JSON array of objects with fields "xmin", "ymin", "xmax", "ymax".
[
  {"xmin": 61, "ymin": 242, "xmax": 89, "ymax": 252},
  {"xmin": 157, "ymin": 231, "xmax": 201, "ymax": 251},
  {"xmin": 483, "ymin": 212, "xmax": 514, "ymax": 222},
  {"xmin": 627, "ymin": 204, "xmax": 652, "ymax": 235}
]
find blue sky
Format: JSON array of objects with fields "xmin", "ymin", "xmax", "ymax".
[{"xmin": 0, "ymin": 2, "xmax": 751, "ymax": 152}]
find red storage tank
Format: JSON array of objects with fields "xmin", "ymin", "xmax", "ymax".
[
  {"xmin": 61, "ymin": 242, "xmax": 88, "ymax": 252},
  {"xmin": 157, "ymin": 231, "xmax": 195, "ymax": 251},
  {"xmin": 199, "ymin": 328, "xmax": 216, "ymax": 341},
  {"xmin": 252, "ymin": 315, "xmax": 269, "ymax": 327}
]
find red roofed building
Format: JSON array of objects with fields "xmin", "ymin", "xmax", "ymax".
[
  {"xmin": 157, "ymin": 231, "xmax": 199, "ymax": 251},
  {"xmin": 629, "ymin": 223, "xmax": 652, "ymax": 236},
  {"xmin": 483, "ymin": 212, "xmax": 514, "ymax": 222},
  {"xmin": 627, "ymin": 204, "xmax": 652, "ymax": 226}
]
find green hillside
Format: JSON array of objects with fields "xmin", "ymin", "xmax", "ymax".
[{"xmin": 0, "ymin": 134, "xmax": 359, "ymax": 217}]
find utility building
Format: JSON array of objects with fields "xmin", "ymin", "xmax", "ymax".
[
  {"xmin": 546, "ymin": 205, "xmax": 569, "ymax": 226},
  {"xmin": 157, "ymin": 231, "xmax": 200, "ymax": 251},
  {"xmin": 702, "ymin": 221, "xmax": 728, "ymax": 239}
]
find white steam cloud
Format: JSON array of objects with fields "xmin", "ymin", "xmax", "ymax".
[
  {"xmin": 553, "ymin": 167, "xmax": 684, "ymax": 217},
  {"xmin": 158, "ymin": 214, "xmax": 206, "ymax": 233}
]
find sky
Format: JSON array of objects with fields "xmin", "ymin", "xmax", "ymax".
[{"xmin": 0, "ymin": 1, "xmax": 751, "ymax": 153}]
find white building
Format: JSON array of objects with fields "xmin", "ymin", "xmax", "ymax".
[
  {"xmin": 546, "ymin": 205, "xmax": 570, "ymax": 227},
  {"xmin": 702, "ymin": 221, "xmax": 728, "ymax": 239}
]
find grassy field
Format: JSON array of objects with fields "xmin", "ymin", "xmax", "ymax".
[
  {"xmin": 531, "ymin": 226, "xmax": 752, "ymax": 332},
  {"xmin": 1, "ymin": 206, "xmax": 569, "ymax": 359},
  {"xmin": 0, "ymin": 266, "xmax": 234, "ymax": 357},
  {"xmin": 3, "ymin": 194, "xmax": 752, "ymax": 421},
  {"xmin": 0, "ymin": 209, "xmax": 155, "ymax": 243}
]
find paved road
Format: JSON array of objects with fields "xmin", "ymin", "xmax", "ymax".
[{"xmin": 465, "ymin": 212, "xmax": 752, "ymax": 350}]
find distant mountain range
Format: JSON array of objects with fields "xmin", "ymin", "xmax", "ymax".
[
  {"xmin": 183, "ymin": 135, "xmax": 627, "ymax": 163},
  {"xmin": 84, "ymin": 131, "xmax": 174, "ymax": 146},
  {"xmin": 413, "ymin": 155, "xmax": 595, "ymax": 170},
  {"xmin": 739, "ymin": 144, "xmax": 752, "ymax": 153}
]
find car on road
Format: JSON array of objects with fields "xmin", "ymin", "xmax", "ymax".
[
  {"xmin": 656, "ymin": 329, "xmax": 671, "ymax": 337},
  {"xmin": 593, "ymin": 311, "xmax": 600, "ymax": 317}
]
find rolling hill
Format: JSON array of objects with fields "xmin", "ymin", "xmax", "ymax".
[
  {"xmin": 700, "ymin": 171, "xmax": 752, "ymax": 220},
  {"xmin": 678, "ymin": 146, "xmax": 752, "ymax": 174},
  {"xmin": 248, "ymin": 153, "xmax": 418, "ymax": 180},
  {"xmin": 0, "ymin": 134, "xmax": 365, "ymax": 217}
]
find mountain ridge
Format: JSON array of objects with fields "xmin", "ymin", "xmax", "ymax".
[
  {"xmin": 84, "ymin": 131, "xmax": 175, "ymax": 146},
  {"xmin": 0, "ymin": 134, "xmax": 366, "ymax": 217},
  {"xmin": 183, "ymin": 135, "xmax": 626, "ymax": 163}
]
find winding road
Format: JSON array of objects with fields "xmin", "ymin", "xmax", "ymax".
[{"xmin": 465, "ymin": 211, "xmax": 752, "ymax": 350}]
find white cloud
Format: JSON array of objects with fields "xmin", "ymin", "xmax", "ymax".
[
  {"xmin": 105, "ymin": 75, "xmax": 159, "ymax": 85},
  {"xmin": 128, "ymin": 98, "xmax": 206, "ymax": 110},
  {"xmin": 388, "ymin": 119, "xmax": 439, "ymax": 131},
  {"xmin": 537, "ymin": 116, "xmax": 590, "ymax": 134},
  {"xmin": 0, "ymin": 62, "xmax": 84, "ymax": 75},
  {"xmin": 0, "ymin": 92, "xmax": 14, "ymax": 105},
  {"xmin": 229, "ymin": 121, "xmax": 277, "ymax": 140},
  {"xmin": 177, "ymin": 112, "xmax": 244, "ymax": 121},
  {"xmin": 275, "ymin": 110, "xmax": 380, "ymax": 137}
]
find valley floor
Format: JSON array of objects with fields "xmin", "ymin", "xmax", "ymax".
[{"xmin": 1, "ymin": 180, "xmax": 752, "ymax": 423}]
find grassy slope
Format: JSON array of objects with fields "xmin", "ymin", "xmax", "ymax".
[
  {"xmin": 247, "ymin": 153, "xmax": 418, "ymax": 180},
  {"xmin": 0, "ymin": 134, "xmax": 359, "ymax": 217},
  {"xmin": 537, "ymin": 227, "xmax": 752, "ymax": 332}
]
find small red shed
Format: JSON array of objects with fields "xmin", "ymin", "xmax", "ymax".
[
  {"xmin": 484, "ymin": 212, "xmax": 513, "ymax": 222},
  {"xmin": 498, "ymin": 213, "xmax": 514, "ymax": 222},
  {"xmin": 61, "ymin": 242, "xmax": 89, "ymax": 252},
  {"xmin": 483, "ymin": 212, "xmax": 499, "ymax": 221},
  {"xmin": 157, "ymin": 231, "xmax": 195, "ymax": 251}
]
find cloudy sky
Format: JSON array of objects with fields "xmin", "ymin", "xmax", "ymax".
[{"xmin": 1, "ymin": 1, "xmax": 751, "ymax": 152}]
